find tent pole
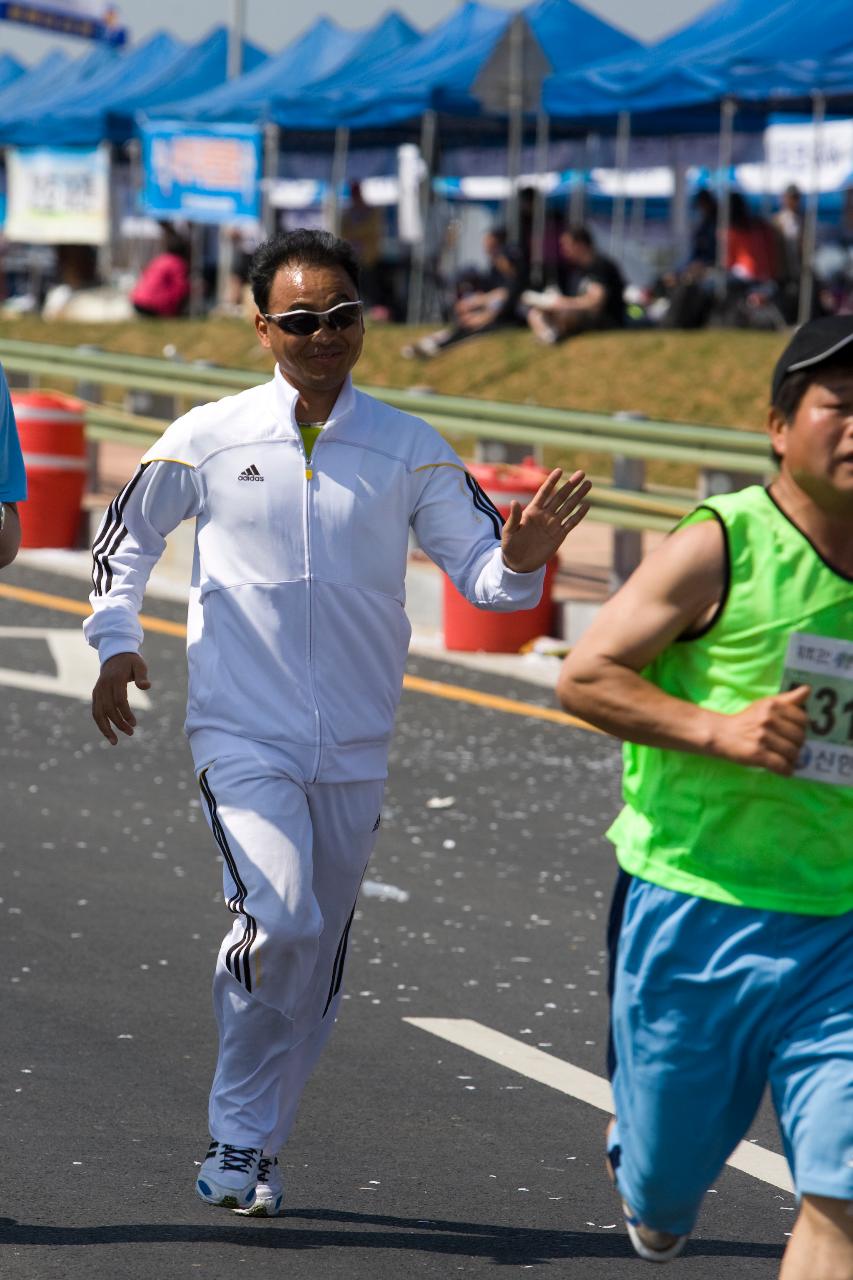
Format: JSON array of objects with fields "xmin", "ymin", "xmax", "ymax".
[
  {"xmin": 102, "ymin": 143, "xmax": 115, "ymax": 287},
  {"xmin": 797, "ymin": 90, "xmax": 825, "ymax": 326},
  {"xmin": 228, "ymin": 0, "xmax": 246, "ymax": 79},
  {"xmin": 569, "ymin": 134, "xmax": 590, "ymax": 227},
  {"xmin": 407, "ymin": 108, "xmax": 436, "ymax": 326},
  {"xmin": 530, "ymin": 107, "xmax": 549, "ymax": 286},
  {"xmin": 715, "ymin": 96, "xmax": 736, "ymax": 297},
  {"xmin": 631, "ymin": 192, "xmax": 645, "ymax": 240},
  {"xmin": 189, "ymin": 223, "xmax": 205, "ymax": 318},
  {"xmin": 506, "ymin": 13, "xmax": 525, "ymax": 246},
  {"xmin": 128, "ymin": 138, "xmax": 144, "ymax": 279},
  {"xmin": 670, "ymin": 138, "xmax": 689, "ymax": 268},
  {"xmin": 217, "ymin": 0, "xmax": 246, "ymax": 308},
  {"xmin": 328, "ymin": 126, "xmax": 350, "ymax": 238},
  {"xmin": 610, "ymin": 110, "xmax": 630, "ymax": 262},
  {"xmin": 261, "ymin": 123, "xmax": 280, "ymax": 237}
]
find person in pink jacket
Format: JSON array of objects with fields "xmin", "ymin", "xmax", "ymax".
[{"xmin": 131, "ymin": 224, "xmax": 190, "ymax": 318}]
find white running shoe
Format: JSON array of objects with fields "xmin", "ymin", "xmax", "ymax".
[
  {"xmin": 605, "ymin": 1134, "xmax": 688, "ymax": 1264},
  {"xmin": 234, "ymin": 1155, "xmax": 283, "ymax": 1217},
  {"xmin": 195, "ymin": 1140, "xmax": 261, "ymax": 1210}
]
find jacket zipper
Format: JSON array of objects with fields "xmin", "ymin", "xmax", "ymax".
[{"xmin": 299, "ymin": 429, "xmax": 323, "ymax": 781}]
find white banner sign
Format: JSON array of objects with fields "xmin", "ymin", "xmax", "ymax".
[
  {"xmin": 6, "ymin": 145, "xmax": 110, "ymax": 245},
  {"xmin": 737, "ymin": 118, "xmax": 853, "ymax": 196}
]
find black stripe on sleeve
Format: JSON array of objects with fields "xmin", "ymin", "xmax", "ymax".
[
  {"xmin": 92, "ymin": 462, "xmax": 151, "ymax": 597},
  {"xmin": 464, "ymin": 472, "xmax": 504, "ymax": 540}
]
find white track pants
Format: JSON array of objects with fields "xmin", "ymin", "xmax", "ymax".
[{"xmin": 197, "ymin": 753, "xmax": 384, "ymax": 1152}]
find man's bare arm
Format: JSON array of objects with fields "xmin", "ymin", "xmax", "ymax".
[
  {"xmin": 549, "ymin": 282, "xmax": 606, "ymax": 316},
  {"xmin": 557, "ymin": 518, "xmax": 810, "ymax": 775}
]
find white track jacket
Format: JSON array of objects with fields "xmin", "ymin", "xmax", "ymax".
[{"xmin": 84, "ymin": 367, "xmax": 545, "ymax": 782}]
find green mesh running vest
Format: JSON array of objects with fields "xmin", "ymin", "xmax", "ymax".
[{"xmin": 608, "ymin": 486, "xmax": 853, "ymax": 916}]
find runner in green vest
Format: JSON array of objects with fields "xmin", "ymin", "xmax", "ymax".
[{"xmin": 558, "ymin": 315, "xmax": 853, "ymax": 1276}]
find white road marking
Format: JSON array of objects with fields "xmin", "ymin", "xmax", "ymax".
[
  {"xmin": 405, "ymin": 1017, "xmax": 794, "ymax": 1194},
  {"xmin": 0, "ymin": 627, "xmax": 151, "ymax": 708}
]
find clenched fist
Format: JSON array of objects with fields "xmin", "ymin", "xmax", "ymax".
[{"xmin": 709, "ymin": 684, "xmax": 810, "ymax": 776}]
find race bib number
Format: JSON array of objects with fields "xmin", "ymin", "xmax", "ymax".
[{"xmin": 782, "ymin": 632, "xmax": 853, "ymax": 787}]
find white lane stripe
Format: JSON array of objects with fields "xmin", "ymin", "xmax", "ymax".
[{"xmin": 405, "ymin": 1018, "xmax": 794, "ymax": 1194}]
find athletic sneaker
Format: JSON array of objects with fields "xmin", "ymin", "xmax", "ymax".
[
  {"xmin": 606, "ymin": 1132, "xmax": 688, "ymax": 1264},
  {"xmin": 234, "ymin": 1155, "xmax": 283, "ymax": 1217},
  {"xmin": 195, "ymin": 1140, "xmax": 261, "ymax": 1210}
]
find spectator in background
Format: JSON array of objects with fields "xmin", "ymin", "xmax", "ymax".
[
  {"xmin": 523, "ymin": 226, "xmax": 626, "ymax": 345},
  {"xmin": 341, "ymin": 182, "xmax": 386, "ymax": 315},
  {"xmin": 774, "ymin": 184, "xmax": 804, "ymax": 280},
  {"xmin": 0, "ymin": 367, "xmax": 25, "ymax": 568},
  {"xmin": 132, "ymin": 224, "xmax": 191, "ymax": 319},
  {"xmin": 687, "ymin": 188, "xmax": 718, "ymax": 269},
  {"xmin": 42, "ymin": 244, "xmax": 100, "ymax": 319},
  {"xmin": 658, "ymin": 190, "xmax": 719, "ymax": 330},
  {"xmin": 723, "ymin": 194, "xmax": 787, "ymax": 330},
  {"xmin": 726, "ymin": 193, "xmax": 778, "ymax": 284},
  {"xmin": 518, "ymin": 185, "xmax": 562, "ymax": 287},
  {"xmin": 401, "ymin": 226, "xmax": 525, "ymax": 359},
  {"xmin": 774, "ymin": 184, "xmax": 805, "ymax": 323}
]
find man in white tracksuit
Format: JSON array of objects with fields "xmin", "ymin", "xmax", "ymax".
[{"xmin": 86, "ymin": 229, "xmax": 590, "ymax": 1216}]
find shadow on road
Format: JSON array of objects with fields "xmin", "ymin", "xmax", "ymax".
[{"xmin": 0, "ymin": 1210, "xmax": 784, "ymax": 1265}]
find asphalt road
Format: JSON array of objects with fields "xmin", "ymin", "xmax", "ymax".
[{"xmin": 0, "ymin": 562, "xmax": 793, "ymax": 1279}]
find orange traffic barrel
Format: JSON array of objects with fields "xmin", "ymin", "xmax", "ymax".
[
  {"xmin": 13, "ymin": 391, "xmax": 88, "ymax": 548},
  {"xmin": 443, "ymin": 458, "xmax": 558, "ymax": 653}
]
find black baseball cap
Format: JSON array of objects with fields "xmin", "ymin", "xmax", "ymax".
[{"xmin": 771, "ymin": 315, "xmax": 853, "ymax": 403}]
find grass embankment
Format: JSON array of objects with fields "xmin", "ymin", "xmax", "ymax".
[{"xmin": 0, "ymin": 317, "xmax": 784, "ymax": 487}]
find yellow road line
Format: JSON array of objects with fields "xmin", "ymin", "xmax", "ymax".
[
  {"xmin": 402, "ymin": 672, "xmax": 599, "ymax": 732},
  {"xmin": 0, "ymin": 580, "xmax": 597, "ymax": 734},
  {"xmin": 0, "ymin": 581, "xmax": 187, "ymax": 637}
]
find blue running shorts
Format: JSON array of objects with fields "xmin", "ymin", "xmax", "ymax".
[{"xmin": 608, "ymin": 875, "xmax": 853, "ymax": 1236}]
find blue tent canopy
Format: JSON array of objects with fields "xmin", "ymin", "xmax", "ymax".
[
  {"xmin": 0, "ymin": 50, "xmax": 68, "ymax": 116},
  {"xmin": 575, "ymin": 0, "xmax": 853, "ymax": 83},
  {"xmin": 0, "ymin": 32, "xmax": 185, "ymax": 145},
  {"xmin": 541, "ymin": 0, "xmax": 853, "ymax": 134},
  {"xmin": 0, "ymin": 44, "xmax": 115, "ymax": 131},
  {"xmin": 149, "ymin": 16, "xmax": 363, "ymax": 124},
  {"xmin": 529, "ymin": 0, "xmax": 638, "ymax": 75},
  {"xmin": 272, "ymin": 0, "xmax": 643, "ymax": 134},
  {"xmin": 0, "ymin": 53, "xmax": 24, "ymax": 91},
  {"xmin": 269, "ymin": 11, "xmax": 420, "ymax": 129},
  {"xmin": 270, "ymin": 3, "xmax": 507, "ymax": 130},
  {"xmin": 37, "ymin": 27, "xmax": 269, "ymax": 144}
]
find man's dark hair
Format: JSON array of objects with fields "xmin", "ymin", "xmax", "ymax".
[
  {"xmin": 565, "ymin": 225, "xmax": 594, "ymax": 249},
  {"xmin": 249, "ymin": 229, "xmax": 360, "ymax": 312},
  {"xmin": 770, "ymin": 357, "xmax": 853, "ymax": 463},
  {"xmin": 773, "ymin": 357, "xmax": 853, "ymax": 424}
]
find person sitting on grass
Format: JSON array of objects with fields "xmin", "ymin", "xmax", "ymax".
[
  {"xmin": 523, "ymin": 226, "xmax": 626, "ymax": 345},
  {"xmin": 402, "ymin": 226, "xmax": 525, "ymax": 359}
]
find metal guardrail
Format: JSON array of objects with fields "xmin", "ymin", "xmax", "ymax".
[{"xmin": 0, "ymin": 339, "xmax": 769, "ymax": 542}]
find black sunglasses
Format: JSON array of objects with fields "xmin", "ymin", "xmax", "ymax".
[{"xmin": 262, "ymin": 300, "xmax": 363, "ymax": 336}]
